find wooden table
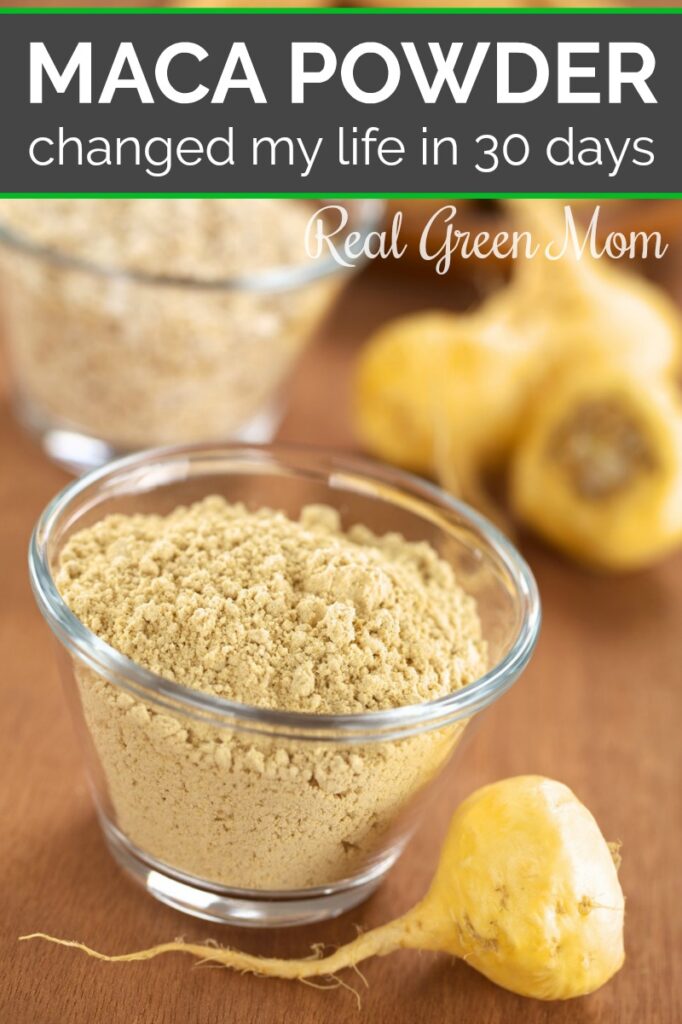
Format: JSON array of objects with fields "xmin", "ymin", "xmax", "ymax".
[{"xmin": 1, "ymin": 262, "xmax": 680, "ymax": 1024}]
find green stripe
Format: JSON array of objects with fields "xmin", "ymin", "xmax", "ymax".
[{"xmin": 1, "ymin": 192, "xmax": 679, "ymax": 199}]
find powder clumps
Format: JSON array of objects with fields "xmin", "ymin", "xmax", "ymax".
[
  {"xmin": 56, "ymin": 499, "xmax": 485, "ymax": 891},
  {"xmin": 57, "ymin": 496, "xmax": 486, "ymax": 714}
]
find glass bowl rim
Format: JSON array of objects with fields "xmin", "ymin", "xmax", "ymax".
[
  {"xmin": 29, "ymin": 443, "xmax": 541, "ymax": 740},
  {"xmin": 0, "ymin": 198, "xmax": 383, "ymax": 293}
]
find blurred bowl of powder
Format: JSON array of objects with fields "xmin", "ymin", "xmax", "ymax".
[{"xmin": 0, "ymin": 199, "xmax": 380, "ymax": 472}]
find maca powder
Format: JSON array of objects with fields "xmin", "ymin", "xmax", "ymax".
[{"xmin": 57, "ymin": 498, "xmax": 486, "ymax": 890}]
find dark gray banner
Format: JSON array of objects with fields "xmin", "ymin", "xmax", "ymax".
[{"xmin": 0, "ymin": 10, "xmax": 680, "ymax": 194}]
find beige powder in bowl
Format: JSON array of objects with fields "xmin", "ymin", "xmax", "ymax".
[
  {"xmin": 57, "ymin": 498, "xmax": 486, "ymax": 890},
  {"xmin": 0, "ymin": 199, "xmax": 338, "ymax": 452}
]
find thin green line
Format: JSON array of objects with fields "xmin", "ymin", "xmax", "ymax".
[
  {"xmin": 1, "ymin": 5, "xmax": 680, "ymax": 12},
  {"xmin": 1, "ymin": 192, "xmax": 679, "ymax": 199}
]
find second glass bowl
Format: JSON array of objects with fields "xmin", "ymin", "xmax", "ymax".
[{"xmin": 0, "ymin": 200, "xmax": 381, "ymax": 473}]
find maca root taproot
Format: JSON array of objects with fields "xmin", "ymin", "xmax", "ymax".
[{"xmin": 22, "ymin": 775, "xmax": 625, "ymax": 1002}]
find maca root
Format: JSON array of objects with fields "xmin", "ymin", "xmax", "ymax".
[{"xmin": 21, "ymin": 776, "xmax": 626, "ymax": 1003}]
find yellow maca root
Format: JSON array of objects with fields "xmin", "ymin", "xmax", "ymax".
[
  {"xmin": 354, "ymin": 198, "xmax": 682, "ymax": 567},
  {"xmin": 510, "ymin": 363, "xmax": 682, "ymax": 570},
  {"xmin": 354, "ymin": 299, "xmax": 545, "ymax": 490},
  {"xmin": 354, "ymin": 311, "xmax": 452, "ymax": 475},
  {"xmin": 22, "ymin": 775, "xmax": 625, "ymax": 1001},
  {"xmin": 354, "ymin": 199, "xmax": 682, "ymax": 487},
  {"xmin": 510, "ymin": 200, "xmax": 682, "ymax": 382},
  {"xmin": 431, "ymin": 312, "xmax": 546, "ymax": 521}
]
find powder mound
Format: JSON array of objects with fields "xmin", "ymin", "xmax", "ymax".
[{"xmin": 57, "ymin": 497, "xmax": 486, "ymax": 714}]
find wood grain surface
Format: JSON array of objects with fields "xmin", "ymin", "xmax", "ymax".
[{"xmin": 1, "ymin": 262, "xmax": 680, "ymax": 1024}]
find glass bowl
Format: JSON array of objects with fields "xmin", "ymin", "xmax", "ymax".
[
  {"xmin": 29, "ymin": 444, "xmax": 540, "ymax": 927},
  {"xmin": 0, "ymin": 200, "xmax": 381, "ymax": 473}
]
